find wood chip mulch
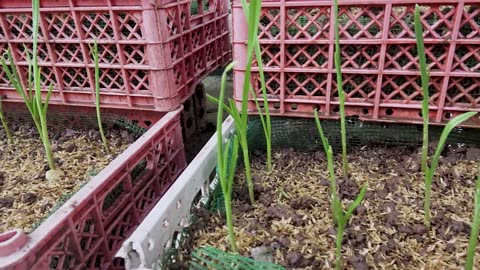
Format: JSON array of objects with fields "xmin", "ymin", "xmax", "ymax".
[{"xmin": 0, "ymin": 125, "xmax": 134, "ymax": 233}]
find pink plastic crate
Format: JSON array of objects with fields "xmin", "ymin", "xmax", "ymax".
[
  {"xmin": 0, "ymin": 0, "xmax": 231, "ymax": 111},
  {"xmin": 0, "ymin": 108, "xmax": 186, "ymax": 270},
  {"xmin": 232, "ymin": 0, "xmax": 480, "ymax": 127}
]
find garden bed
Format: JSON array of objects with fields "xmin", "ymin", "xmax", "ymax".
[
  {"xmin": 178, "ymin": 145, "xmax": 480, "ymax": 269},
  {"xmin": 0, "ymin": 124, "xmax": 135, "ymax": 233}
]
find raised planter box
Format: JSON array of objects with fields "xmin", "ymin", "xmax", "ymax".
[
  {"xmin": 115, "ymin": 115, "xmax": 480, "ymax": 269},
  {"xmin": 0, "ymin": 0, "xmax": 231, "ymax": 112},
  {"xmin": 0, "ymin": 108, "xmax": 186, "ymax": 270},
  {"xmin": 116, "ymin": 116, "xmax": 234, "ymax": 270}
]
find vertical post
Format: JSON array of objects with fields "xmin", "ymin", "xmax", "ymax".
[
  {"xmin": 325, "ymin": 1, "xmax": 336, "ymax": 116},
  {"xmin": 279, "ymin": 0, "xmax": 286, "ymax": 113},
  {"xmin": 435, "ymin": 1, "xmax": 464, "ymax": 123},
  {"xmin": 145, "ymin": 2, "xmax": 179, "ymax": 110},
  {"xmin": 109, "ymin": 0, "xmax": 134, "ymax": 107},
  {"xmin": 373, "ymin": 3, "xmax": 392, "ymax": 120}
]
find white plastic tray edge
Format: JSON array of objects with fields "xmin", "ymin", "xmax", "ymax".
[{"xmin": 116, "ymin": 116, "xmax": 235, "ymax": 270}]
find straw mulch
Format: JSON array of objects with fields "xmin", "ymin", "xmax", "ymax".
[
  {"xmin": 180, "ymin": 145, "xmax": 480, "ymax": 269},
  {"xmin": 0, "ymin": 125, "xmax": 134, "ymax": 233}
]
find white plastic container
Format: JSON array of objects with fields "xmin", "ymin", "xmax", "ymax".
[{"xmin": 116, "ymin": 116, "xmax": 235, "ymax": 270}]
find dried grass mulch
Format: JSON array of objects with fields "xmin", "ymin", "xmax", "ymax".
[
  {"xmin": 0, "ymin": 125, "xmax": 135, "ymax": 233},
  {"xmin": 180, "ymin": 145, "xmax": 480, "ymax": 269}
]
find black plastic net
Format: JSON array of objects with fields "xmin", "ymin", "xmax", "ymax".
[
  {"xmin": 207, "ymin": 115, "xmax": 480, "ymax": 213},
  {"xmin": 246, "ymin": 115, "xmax": 480, "ymax": 152},
  {"xmin": 2, "ymin": 106, "xmax": 147, "ymax": 139}
]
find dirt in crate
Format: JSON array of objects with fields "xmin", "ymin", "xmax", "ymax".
[
  {"xmin": 176, "ymin": 144, "xmax": 480, "ymax": 269},
  {"xmin": 0, "ymin": 124, "xmax": 135, "ymax": 233}
]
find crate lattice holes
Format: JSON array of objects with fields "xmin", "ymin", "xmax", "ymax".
[
  {"xmin": 0, "ymin": 0, "xmax": 231, "ymax": 111},
  {"xmin": 232, "ymin": 0, "xmax": 480, "ymax": 127}
]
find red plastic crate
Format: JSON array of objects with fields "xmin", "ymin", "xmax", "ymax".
[
  {"xmin": 0, "ymin": 0, "xmax": 231, "ymax": 111},
  {"xmin": 0, "ymin": 108, "xmax": 186, "ymax": 270},
  {"xmin": 232, "ymin": 0, "xmax": 480, "ymax": 127}
]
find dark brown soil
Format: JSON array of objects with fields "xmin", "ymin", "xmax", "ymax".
[
  {"xmin": 0, "ymin": 124, "xmax": 134, "ymax": 233},
  {"xmin": 180, "ymin": 145, "xmax": 480, "ymax": 269}
]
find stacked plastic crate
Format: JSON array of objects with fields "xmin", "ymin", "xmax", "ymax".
[
  {"xmin": 232, "ymin": 0, "xmax": 480, "ymax": 127},
  {"xmin": 0, "ymin": 0, "xmax": 230, "ymax": 128},
  {"xmin": 0, "ymin": 0, "xmax": 230, "ymax": 269}
]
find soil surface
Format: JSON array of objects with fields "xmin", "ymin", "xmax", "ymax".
[
  {"xmin": 178, "ymin": 145, "xmax": 480, "ymax": 269},
  {"xmin": 0, "ymin": 124, "xmax": 134, "ymax": 233}
]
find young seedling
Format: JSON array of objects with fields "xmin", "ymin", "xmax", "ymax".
[
  {"xmin": 31, "ymin": 0, "xmax": 63, "ymax": 180},
  {"xmin": 0, "ymin": 50, "xmax": 41, "ymax": 137},
  {"xmin": 237, "ymin": 0, "xmax": 264, "ymax": 203},
  {"xmin": 90, "ymin": 40, "xmax": 109, "ymax": 152},
  {"xmin": 0, "ymin": 0, "xmax": 63, "ymax": 181},
  {"xmin": 414, "ymin": 4, "xmax": 430, "ymax": 174},
  {"xmin": 466, "ymin": 167, "xmax": 480, "ymax": 270},
  {"xmin": 208, "ymin": 0, "xmax": 267, "ymax": 204},
  {"xmin": 414, "ymin": 4, "xmax": 478, "ymax": 228},
  {"xmin": 314, "ymin": 109, "xmax": 367, "ymax": 269},
  {"xmin": 220, "ymin": 135, "xmax": 240, "ymax": 253},
  {"xmin": 214, "ymin": 62, "xmax": 240, "ymax": 252},
  {"xmin": 240, "ymin": 0, "xmax": 272, "ymax": 173},
  {"xmin": 423, "ymin": 112, "xmax": 476, "ymax": 229},
  {"xmin": 0, "ymin": 96, "xmax": 13, "ymax": 144},
  {"xmin": 333, "ymin": 0, "xmax": 348, "ymax": 178}
]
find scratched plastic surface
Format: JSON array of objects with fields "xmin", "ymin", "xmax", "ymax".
[
  {"xmin": 232, "ymin": 0, "xmax": 480, "ymax": 127},
  {"xmin": 0, "ymin": 0, "xmax": 230, "ymax": 111},
  {"xmin": 0, "ymin": 109, "xmax": 186, "ymax": 270}
]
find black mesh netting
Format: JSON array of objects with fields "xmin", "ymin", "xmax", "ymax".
[
  {"xmin": 246, "ymin": 116, "xmax": 480, "ymax": 152},
  {"xmin": 3, "ymin": 107, "xmax": 147, "ymax": 139},
  {"xmin": 206, "ymin": 115, "xmax": 480, "ymax": 213}
]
